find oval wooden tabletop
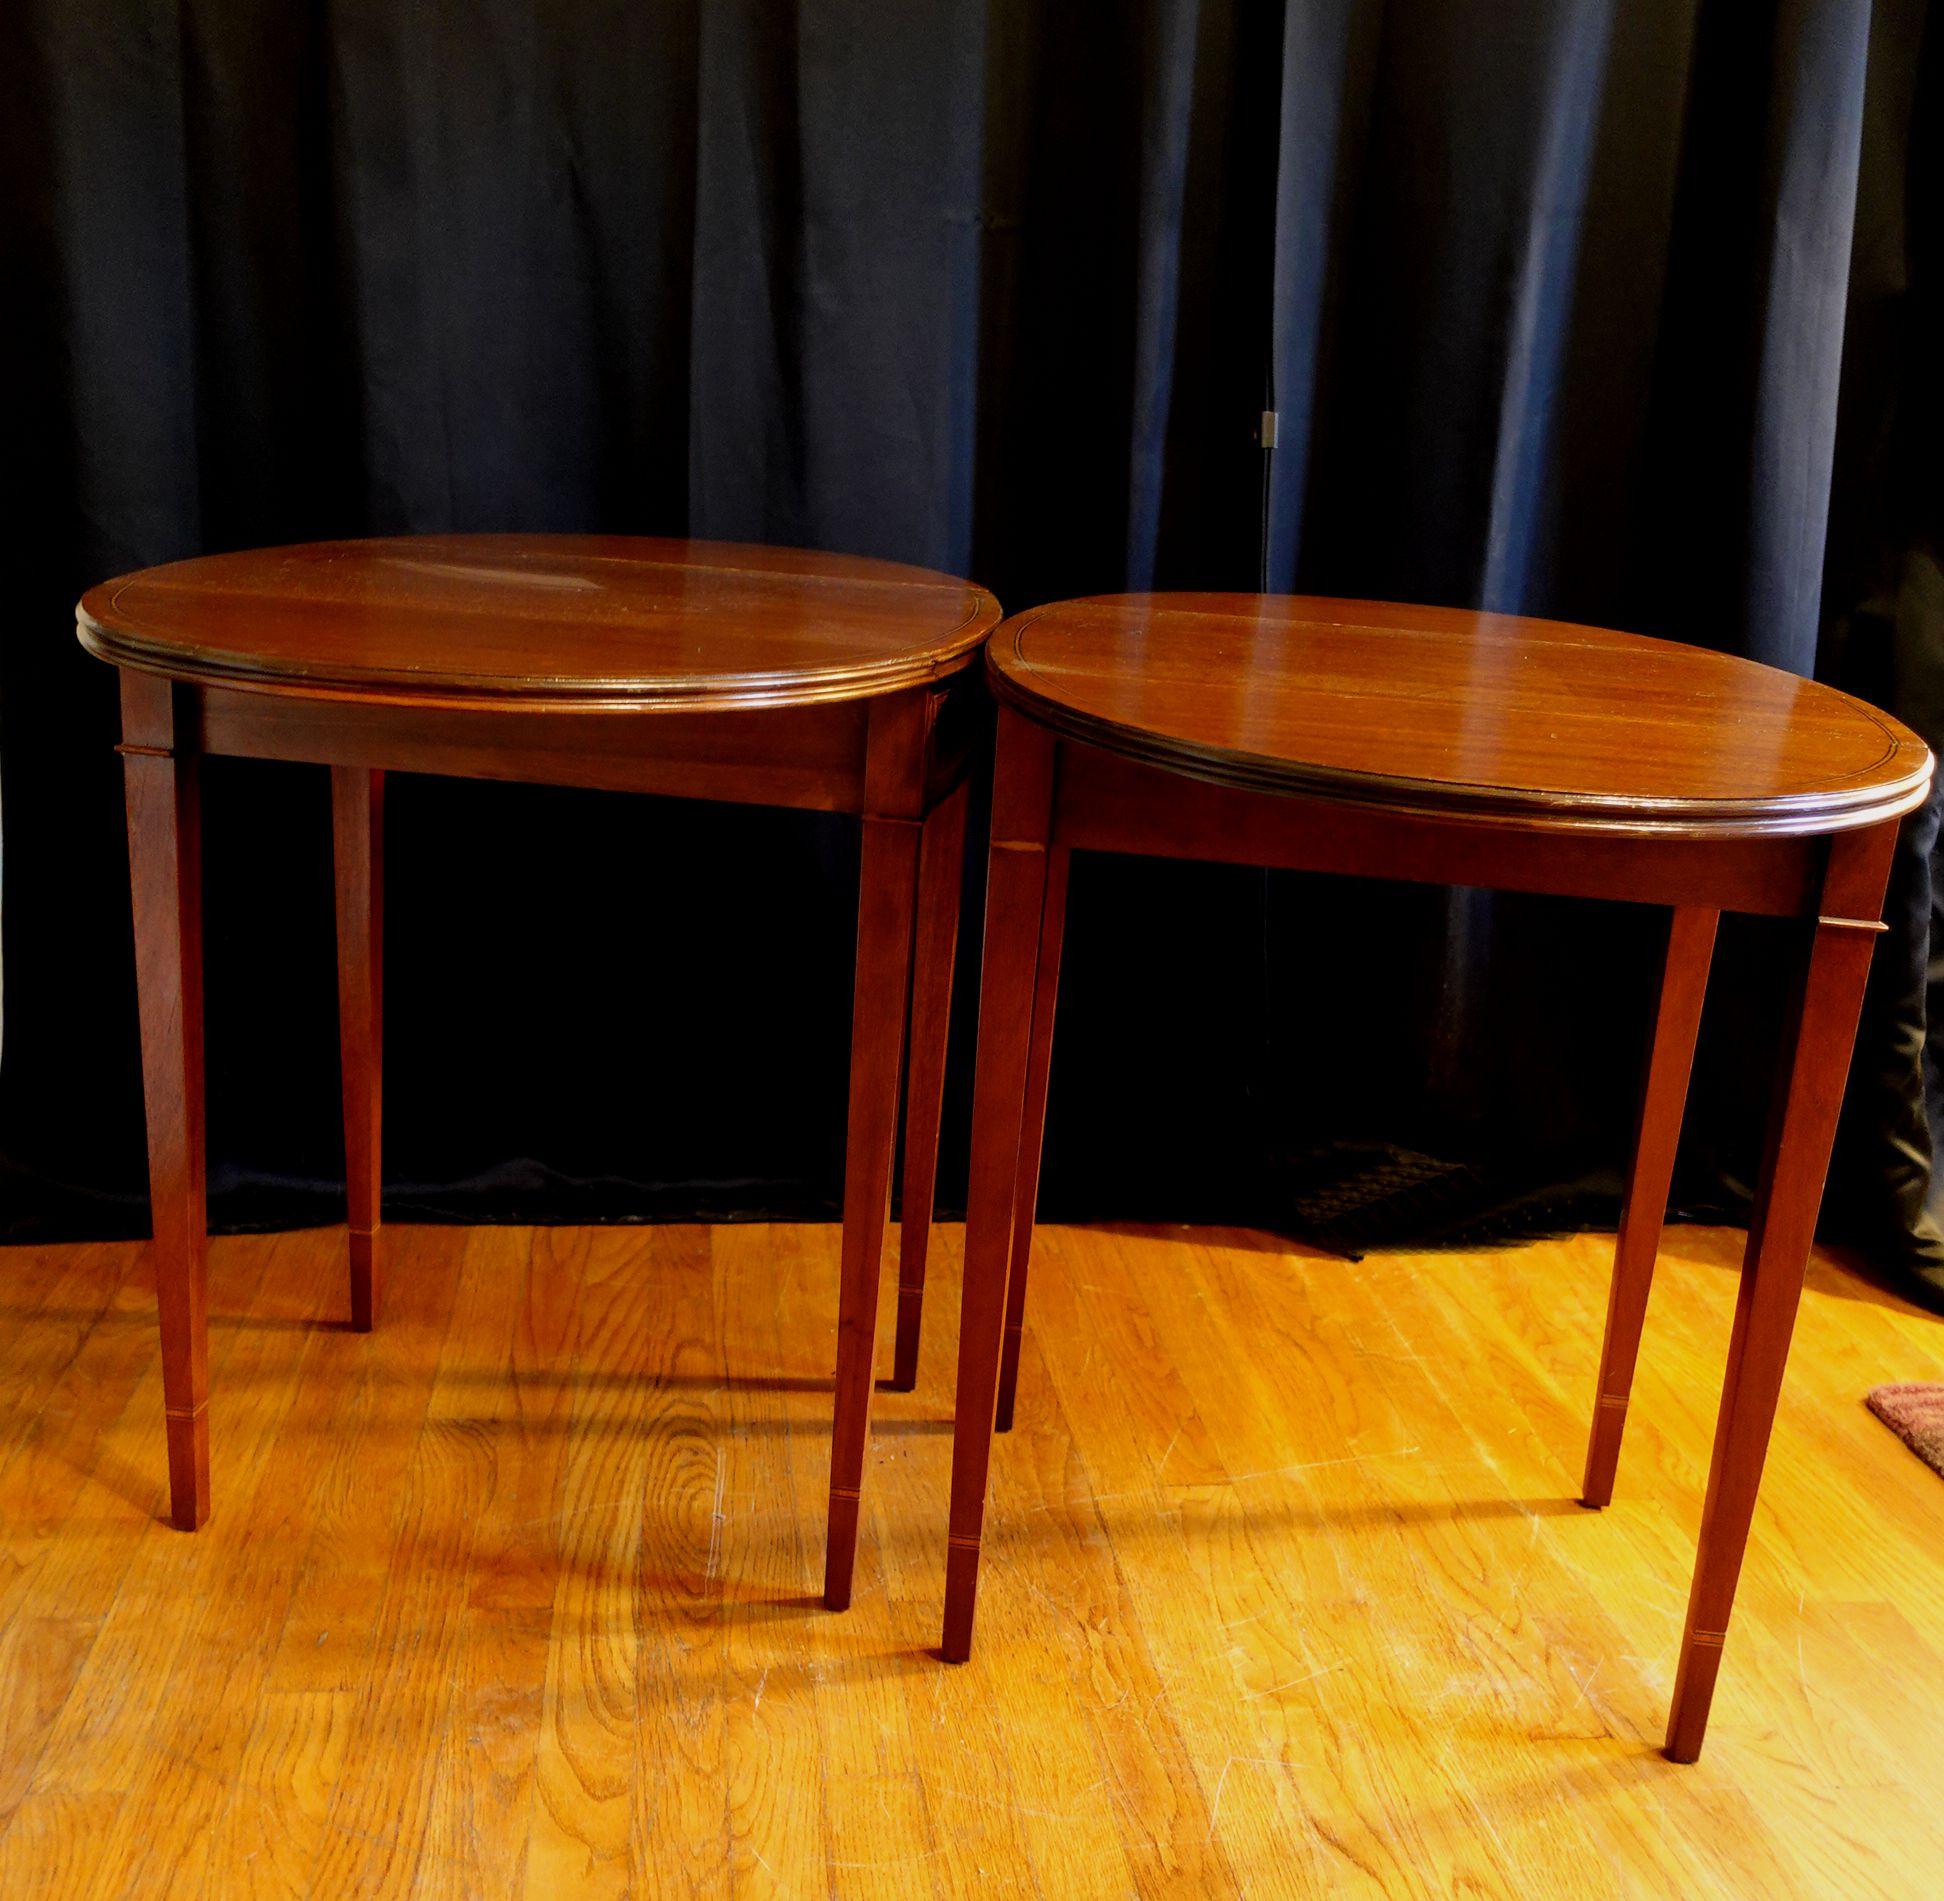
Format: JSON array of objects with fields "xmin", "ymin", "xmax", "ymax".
[
  {"xmin": 989, "ymin": 594, "xmax": 1932, "ymax": 836},
  {"xmin": 77, "ymin": 536, "xmax": 1002, "ymax": 712}
]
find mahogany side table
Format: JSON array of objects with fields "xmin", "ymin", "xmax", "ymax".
[
  {"xmin": 940, "ymin": 593, "xmax": 1932, "ymax": 1761},
  {"xmin": 78, "ymin": 534, "xmax": 1001, "ymax": 1609}
]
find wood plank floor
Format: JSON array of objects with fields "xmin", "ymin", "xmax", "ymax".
[{"xmin": 1, "ymin": 1220, "xmax": 1941, "ymax": 1898}]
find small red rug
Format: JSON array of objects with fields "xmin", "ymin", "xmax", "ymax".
[{"xmin": 1866, "ymin": 1383, "xmax": 1944, "ymax": 1478}]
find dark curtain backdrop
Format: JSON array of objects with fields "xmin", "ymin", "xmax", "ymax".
[{"xmin": 3, "ymin": 3, "xmax": 1941, "ymax": 1303}]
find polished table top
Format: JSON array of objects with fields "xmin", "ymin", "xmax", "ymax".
[
  {"xmin": 988, "ymin": 594, "xmax": 1931, "ymax": 836},
  {"xmin": 78, "ymin": 534, "xmax": 1002, "ymax": 712}
]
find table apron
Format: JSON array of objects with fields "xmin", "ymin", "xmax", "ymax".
[
  {"xmin": 190, "ymin": 682, "xmax": 973, "ymax": 817},
  {"xmin": 1051, "ymin": 745, "xmax": 1824, "ymax": 917}
]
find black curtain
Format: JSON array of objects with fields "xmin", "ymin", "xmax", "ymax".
[{"xmin": 3, "ymin": 2, "xmax": 1940, "ymax": 1305}]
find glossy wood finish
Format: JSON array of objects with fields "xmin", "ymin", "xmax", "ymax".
[
  {"xmin": 825, "ymin": 701, "xmax": 930, "ymax": 1607},
  {"xmin": 118, "ymin": 673, "xmax": 209, "ymax": 1531},
  {"xmin": 944, "ymin": 714, "xmax": 1057, "ymax": 1661},
  {"xmin": 1583, "ymin": 906, "xmax": 1719, "ymax": 1508},
  {"xmin": 80, "ymin": 535, "xmax": 997, "ymax": 711},
  {"xmin": 948, "ymin": 596, "xmax": 1932, "ymax": 1764},
  {"xmin": 198, "ymin": 687, "xmax": 877, "ymax": 811},
  {"xmin": 889, "ymin": 779, "xmax": 970, "ymax": 1393},
  {"xmin": 6, "ymin": 1222, "xmax": 1944, "ymax": 1895},
  {"xmin": 1056, "ymin": 747, "xmax": 1824, "ymax": 916},
  {"xmin": 331, "ymin": 768, "xmax": 383, "ymax": 1333},
  {"xmin": 82, "ymin": 537, "xmax": 999, "ymax": 1592},
  {"xmin": 993, "ymin": 843, "xmax": 1070, "ymax": 1435},
  {"xmin": 991, "ymin": 594, "xmax": 1930, "ymax": 834},
  {"xmin": 1665, "ymin": 826, "xmax": 1897, "ymax": 1761}
]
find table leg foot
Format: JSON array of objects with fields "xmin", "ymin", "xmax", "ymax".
[
  {"xmin": 823, "ymin": 1488, "xmax": 862, "ymax": 1612},
  {"xmin": 165, "ymin": 1405, "xmax": 211, "ymax": 1531},
  {"xmin": 942, "ymin": 1539, "xmax": 983, "ymax": 1662},
  {"xmin": 993, "ymin": 1324, "xmax": 1027, "ymax": 1435},
  {"xmin": 1664, "ymin": 1630, "xmax": 1726, "ymax": 1763},
  {"xmin": 1579, "ymin": 1398, "xmax": 1628, "ymax": 1511},
  {"xmin": 348, "ymin": 1230, "xmax": 379, "ymax": 1334},
  {"xmin": 886, "ymin": 1291, "xmax": 924, "ymax": 1395}
]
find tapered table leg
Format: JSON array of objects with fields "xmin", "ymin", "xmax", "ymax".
[
  {"xmin": 1582, "ymin": 905, "xmax": 1717, "ymax": 1507},
  {"xmin": 993, "ymin": 843, "xmax": 1070, "ymax": 1433},
  {"xmin": 823, "ymin": 807, "xmax": 924, "ymax": 1610},
  {"xmin": 1664, "ymin": 827, "xmax": 1895, "ymax": 1761},
  {"xmin": 120, "ymin": 675, "xmax": 210, "ymax": 1530},
  {"xmin": 333, "ymin": 767, "xmax": 384, "ymax": 1332},
  {"xmin": 943, "ymin": 712, "xmax": 1056, "ymax": 1661},
  {"xmin": 889, "ymin": 779, "xmax": 970, "ymax": 1392}
]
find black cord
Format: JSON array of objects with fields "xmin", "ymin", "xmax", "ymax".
[
  {"xmin": 1257, "ymin": 362, "xmax": 1275, "ymax": 593},
  {"xmin": 1255, "ymin": 360, "xmax": 1277, "ymax": 1196}
]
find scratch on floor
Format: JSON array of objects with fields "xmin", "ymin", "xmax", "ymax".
[
  {"xmin": 1074, "ymin": 1446, "xmax": 1426, "ymax": 1510},
  {"xmin": 1205, "ymin": 1759, "xmax": 1233, "ymax": 1845},
  {"xmin": 1154, "ymin": 1425, "xmax": 1184, "ymax": 1477},
  {"xmin": 1564, "ymin": 1656, "xmax": 1605, "ymax": 1711},
  {"xmin": 1225, "ymin": 1448, "xmax": 1422, "ymax": 1486},
  {"xmin": 705, "ymin": 1452, "xmax": 726, "ymax": 1579},
  {"xmin": 1243, "ymin": 1661, "xmax": 1347, "ymax": 1702},
  {"xmin": 1202, "ymin": 1756, "xmax": 1295, "ymax": 1844},
  {"xmin": 525, "ymin": 1493, "xmax": 630, "ymax": 1534}
]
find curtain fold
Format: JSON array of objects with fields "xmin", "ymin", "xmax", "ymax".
[{"xmin": 2, "ymin": 1, "xmax": 1938, "ymax": 1303}]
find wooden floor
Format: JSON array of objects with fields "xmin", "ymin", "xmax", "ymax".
[{"xmin": 1, "ymin": 1220, "xmax": 1942, "ymax": 1898}]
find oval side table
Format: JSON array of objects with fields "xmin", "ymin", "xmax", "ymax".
[
  {"xmin": 78, "ymin": 533, "xmax": 1001, "ymax": 1610},
  {"xmin": 940, "ymin": 592, "xmax": 1932, "ymax": 1761}
]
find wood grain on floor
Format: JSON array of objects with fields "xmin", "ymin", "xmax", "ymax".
[{"xmin": 0, "ymin": 1221, "xmax": 1940, "ymax": 1899}]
